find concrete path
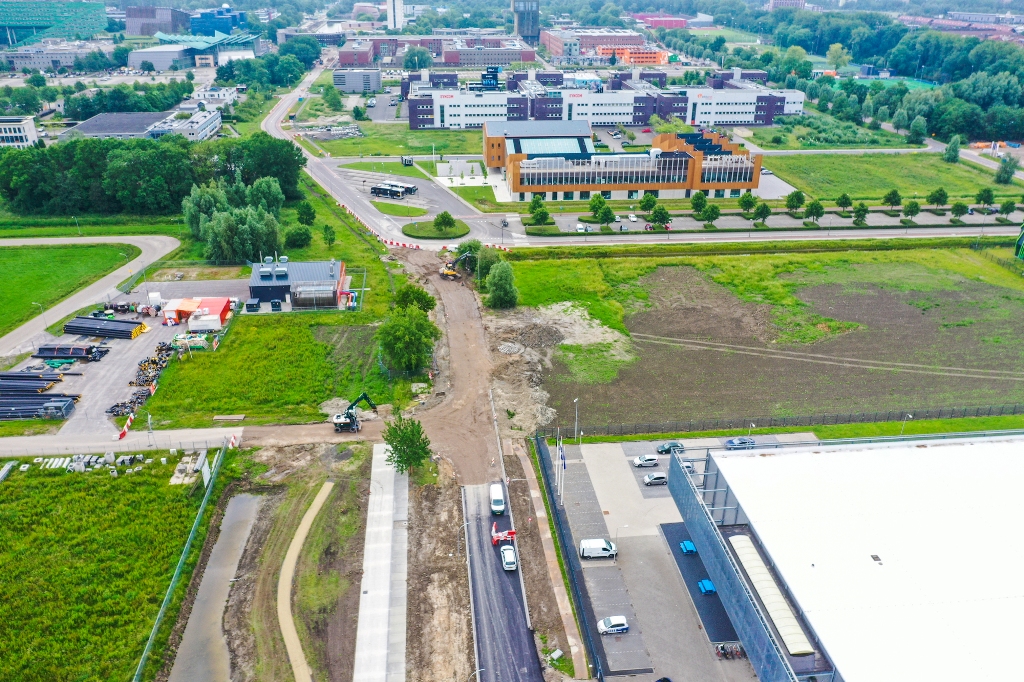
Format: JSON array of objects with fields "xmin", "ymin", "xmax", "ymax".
[
  {"xmin": 353, "ymin": 444, "xmax": 408, "ymax": 682},
  {"xmin": 278, "ymin": 480, "xmax": 335, "ymax": 682},
  {"xmin": 0, "ymin": 426, "xmax": 244, "ymax": 457},
  {"xmin": 0, "ymin": 235, "xmax": 181, "ymax": 358},
  {"xmin": 169, "ymin": 493, "xmax": 262, "ymax": 682}
]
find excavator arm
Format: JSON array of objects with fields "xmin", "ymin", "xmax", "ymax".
[
  {"xmin": 333, "ymin": 392, "xmax": 378, "ymax": 432},
  {"xmin": 439, "ymin": 251, "xmax": 474, "ymax": 280}
]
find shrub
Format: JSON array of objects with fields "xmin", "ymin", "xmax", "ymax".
[
  {"xmin": 486, "ymin": 261, "xmax": 518, "ymax": 309},
  {"xmin": 284, "ymin": 225, "xmax": 312, "ymax": 248}
]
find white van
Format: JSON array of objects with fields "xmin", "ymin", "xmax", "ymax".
[
  {"xmin": 579, "ymin": 538, "xmax": 617, "ymax": 559},
  {"xmin": 489, "ymin": 483, "xmax": 506, "ymax": 515}
]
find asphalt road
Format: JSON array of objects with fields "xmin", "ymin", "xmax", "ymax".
[{"xmin": 464, "ymin": 483, "xmax": 543, "ymax": 682}]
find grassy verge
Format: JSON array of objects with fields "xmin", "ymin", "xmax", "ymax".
[
  {"xmin": 416, "ymin": 160, "xmax": 438, "ymax": 176},
  {"xmin": 316, "ymin": 123, "xmax": 481, "ymax": 156},
  {"xmin": 402, "ymin": 220, "xmax": 470, "ymax": 239},
  {"xmin": 0, "ymin": 216, "xmax": 181, "ymax": 240},
  {"xmin": 451, "ymin": 185, "xmax": 499, "ymax": 208},
  {"xmin": 0, "ymin": 419, "xmax": 60, "ymax": 437},
  {"xmin": 341, "ymin": 161, "xmax": 429, "ymax": 180},
  {"xmin": 371, "ymin": 201, "xmax": 428, "ymax": 217}
]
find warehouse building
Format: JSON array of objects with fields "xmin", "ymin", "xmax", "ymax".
[
  {"xmin": 483, "ymin": 119, "xmax": 761, "ymax": 202},
  {"xmin": 125, "ymin": 6, "xmax": 190, "ymax": 37},
  {"xmin": 59, "ymin": 109, "xmax": 221, "ymax": 141},
  {"xmin": 0, "ymin": 115, "xmax": 37, "ymax": 148},
  {"xmin": 248, "ymin": 258, "xmax": 349, "ymax": 309},
  {"xmin": 0, "ymin": 1, "xmax": 107, "ymax": 47},
  {"xmin": 333, "ymin": 68, "xmax": 382, "ymax": 93}
]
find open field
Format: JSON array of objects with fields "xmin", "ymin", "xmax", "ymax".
[
  {"xmin": 0, "ymin": 216, "xmax": 181, "ymax": 240},
  {"xmin": 0, "ymin": 244, "xmax": 140, "ymax": 338},
  {"xmin": 687, "ymin": 27, "xmax": 759, "ymax": 43},
  {"xmin": 0, "ymin": 452, "xmax": 226, "ymax": 682},
  {"xmin": 746, "ymin": 114, "xmax": 917, "ymax": 150},
  {"xmin": 762, "ymin": 153, "xmax": 1019, "ymax": 202},
  {"xmin": 507, "ymin": 244, "xmax": 1024, "ymax": 426},
  {"xmin": 402, "ymin": 219, "xmax": 470, "ymax": 238},
  {"xmin": 342, "ymin": 161, "xmax": 429, "ymax": 180},
  {"xmin": 316, "ymin": 123, "xmax": 482, "ymax": 156},
  {"xmin": 372, "ymin": 200, "xmax": 428, "ymax": 217}
]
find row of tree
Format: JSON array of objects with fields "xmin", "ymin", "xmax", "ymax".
[
  {"xmin": 181, "ymin": 174, "xmax": 287, "ymax": 262},
  {"xmin": 64, "ymin": 79, "xmax": 194, "ymax": 121},
  {"xmin": 0, "ymin": 131, "xmax": 305, "ymax": 215},
  {"xmin": 215, "ymin": 53, "xmax": 306, "ymax": 90}
]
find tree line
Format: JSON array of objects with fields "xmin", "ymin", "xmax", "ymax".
[
  {"xmin": 64, "ymin": 78, "xmax": 194, "ymax": 121},
  {"xmin": 181, "ymin": 174, "xmax": 287, "ymax": 262},
  {"xmin": 0, "ymin": 132, "xmax": 305, "ymax": 215}
]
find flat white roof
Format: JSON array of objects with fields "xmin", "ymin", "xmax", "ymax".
[{"xmin": 712, "ymin": 436, "xmax": 1024, "ymax": 682}]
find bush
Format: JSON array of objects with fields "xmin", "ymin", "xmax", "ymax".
[
  {"xmin": 284, "ymin": 225, "xmax": 312, "ymax": 248},
  {"xmin": 477, "ymin": 246, "xmax": 501, "ymax": 281},
  {"xmin": 376, "ymin": 306, "xmax": 441, "ymax": 372},
  {"xmin": 486, "ymin": 261, "xmax": 518, "ymax": 308},
  {"xmin": 771, "ymin": 135, "xmax": 784, "ymax": 144}
]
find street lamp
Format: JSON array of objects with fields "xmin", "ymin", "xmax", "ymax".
[
  {"xmin": 72, "ymin": 215, "xmax": 80, "ymax": 236},
  {"xmin": 468, "ymin": 670, "xmax": 484, "ymax": 681},
  {"xmin": 900, "ymin": 413, "xmax": 913, "ymax": 436},
  {"xmin": 574, "ymin": 398, "xmax": 579, "ymax": 444},
  {"xmin": 32, "ymin": 302, "xmax": 46, "ymax": 326}
]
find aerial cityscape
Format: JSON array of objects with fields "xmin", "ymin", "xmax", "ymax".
[{"xmin": 3, "ymin": 0, "xmax": 1024, "ymax": 681}]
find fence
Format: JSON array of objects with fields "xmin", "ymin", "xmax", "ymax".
[
  {"xmin": 536, "ymin": 403, "xmax": 1024, "ymax": 439},
  {"xmin": 975, "ymin": 246, "xmax": 1024, "ymax": 276},
  {"xmin": 0, "ymin": 436, "xmax": 238, "ymax": 459},
  {"xmin": 118, "ymin": 260, "xmax": 241, "ymax": 294}
]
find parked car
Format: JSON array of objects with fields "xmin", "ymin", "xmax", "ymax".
[
  {"xmin": 490, "ymin": 482, "xmax": 506, "ymax": 514},
  {"xmin": 643, "ymin": 472, "xmax": 668, "ymax": 486},
  {"xmin": 725, "ymin": 437, "xmax": 756, "ymax": 450},
  {"xmin": 500, "ymin": 544, "xmax": 518, "ymax": 571},
  {"xmin": 628, "ymin": 214, "xmax": 638, "ymax": 222},
  {"xmin": 656, "ymin": 442, "xmax": 683, "ymax": 454},
  {"xmin": 614, "ymin": 215, "xmax": 622, "ymax": 222},
  {"xmin": 644, "ymin": 223, "xmax": 652, "ymax": 230},
  {"xmin": 597, "ymin": 616, "xmax": 629, "ymax": 634},
  {"xmin": 967, "ymin": 207, "xmax": 975, "ymax": 215},
  {"xmin": 760, "ymin": 168, "xmax": 773, "ymax": 175},
  {"xmin": 580, "ymin": 538, "xmax": 617, "ymax": 559},
  {"xmin": 619, "ymin": 224, "xmax": 629, "ymax": 231},
  {"xmin": 642, "ymin": 128, "xmax": 652, "ymax": 133},
  {"xmin": 632, "ymin": 454, "xmax": 659, "ymax": 467},
  {"xmin": 576, "ymin": 223, "xmax": 586, "ymax": 232}
]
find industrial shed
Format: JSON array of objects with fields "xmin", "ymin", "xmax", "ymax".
[{"xmin": 247, "ymin": 258, "xmax": 346, "ymax": 308}]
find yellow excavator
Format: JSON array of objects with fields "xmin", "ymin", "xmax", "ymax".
[{"xmin": 439, "ymin": 252, "xmax": 473, "ymax": 280}]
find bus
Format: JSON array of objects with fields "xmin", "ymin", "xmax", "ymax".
[
  {"xmin": 370, "ymin": 185, "xmax": 404, "ymax": 198},
  {"xmin": 380, "ymin": 181, "xmax": 418, "ymax": 196}
]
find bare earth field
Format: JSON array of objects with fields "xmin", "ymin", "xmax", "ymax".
[{"xmin": 543, "ymin": 257, "xmax": 1024, "ymax": 426}]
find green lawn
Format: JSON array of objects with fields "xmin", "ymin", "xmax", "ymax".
[
  {"xmin": 316, "ymin": 123, "xmax": 482, "ymax": 156},
  {"xmin": 417, "ymin": 160, "xmax": 439, "ymax": 176},
  {"xmin": 687, "ymin": 27, "xmax": 759, "ymax": 43},
  {"xmin": 0, "ymin": 244, "xmax": 140, "ymax": 339},
  {"xmin": 371, "ymin": 201, "xmax": 428, "ymax": 217},
  {"xmin": 747, "ymin": 114, "xmax": 917, "ymax": 150},
  {"xmin": 452, "ymin": 185, "xmax": 500, "ymax": 208},
  {"xmin": 0, "ymin": 214, "xmax": 181, "ymax": 240},
  {"xmin": 342, "ymin": 161, "xmax": 429, "ymax": 180},
  {"xmin": 402, "ymin": 220, "xmax": 470, "ymax": 239},
  {"xmin": 762, "ymin": 153, "xmax": 1020, "ymax": 202}
]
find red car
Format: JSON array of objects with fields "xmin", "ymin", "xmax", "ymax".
[{"xmin": 642, "ymin": 128, "xmax": 652, "ymax": 133}]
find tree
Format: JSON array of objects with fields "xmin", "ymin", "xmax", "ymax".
[
  {"xmin": 278, "ymin": 35, "xmax": 322, "ymax": 68},
  {"xmin": 285, "ymin": 225, "xmax": 312, "ymax": 248},
  {"xmin": 486, "ymin": 261, "xmax": 518, "ymax": 309},
  {"xmin": 403, "ymin": 46, "xmax": 433, "ymax": 70},
  {"xmin": 836, "ymin": 193, "xmax": 853, "ymax": 212},
  {"xmin": 204, "ymin": 206, "xmax": 281, "ymax": 263},
  {"xmin": 650, "ymin": 205, "xmax": 670, "ymax": 226},
  {"xmin": 690, "ymin": 191, "xmax": 707, "ymax": 217},
  {"xmin": 639, "ymin": 193, "xmax": 657, "ymax": 213},
  {"xmin": 882, "ymin": 189, "xmax": 902, "ymax": 209},
  {"xmin": 383, "ymin": 413, "xmax": 431, "ymax": 474},
  {"xmin": 926, "ymin": 188, "xmax": 948, "ymax": 209},
  {"xmin": 322, "ymin": 85, "xmax": 343, "ymax": 111},
  {"xmin": 456, "ymin": 239, "xmax": 481, "ymax": 273},
  {"xmin": 892, "ymin": 108, "xmax": 908, "ymax": 134},
  {"xmin": 238, "ymin": 132, "xmax": 307, "ymax": 199},
  {"xmin": 943, "ymin": 135, "xmax": 961, "ymax": 163},
  {"xmin": 950, "ymin": 201, "xmax": 969, "ymax": 220},
  {"xmin": 702, "ymin": 204, "xmax": 721, "ymax": 226},
  {"xmin": 185, "ymin": 70, "xmax": 195, "ymax": 82},
  {"xmin": 597, "ymin": 204, "xmax": 615, "ymax": 227},
  {"xmin": 608, "ymin": 51, "xmax": 617, "ymax": 66},
  {"xmin": 853, "ymin": 202, "xmax": 870, "ymax": 224},
  {"xmin": 785, "ymin": 190, "xmax": 805, "ymax": 212},
  {"xmin": 394, "ymin": 283, "xmax": 436, "ymax": 312},
  {"xmin": 322, "ymin": 223, "xmax": 335, "ymax": 248},
  {"xmin": 296, "ymin": 200, "xmax": 316, "ymax": 226},
  {"xmin": 902, "ymin": 200, "xmax": 920, "ymax": 221},
  {"xmin": 433, "ymin": 210, "xmax": 456, "ymax": 234},
  {"xmin": 245, "ymin": 176, "xmax": 285, "ymax": 217},
  {"xmin": 532, "ymin": 207, "xmax": 549, "ymax": 225},
  {"xmin": 529, "ymin": 194, "xmax": 544, "ymax": 213},
  {"xmin": 826, "ymin": 43, "xmax": 851, "ymax": 71},
  {"xmin": 476, "ymin": 246, "xmax": 500, "ymax": 280},
  {"xmin": 140, "ymin": 61, "xmax": 155, "ymax": 73},
  {"xmin": 25, "ymin": 73, "xmax": 46, "ymax": 87},
  {"xmin": 861, "ymin": 98, "xmax": 873, "ymax": 122},
  {"xmin": 804, "ymin": 199, "xmax": 825, "ymax": 223},
  {"xmin": 738, "ymin": 190, "xmax": 757, "ymax": 214},
  {"xmin": 352, "ymin": 105, "xmax": 368, "ymax": 120},
  {"xmin": 588, "ymin": 193, "xmax": 606, "ymax": 219},
  {"xmin": 753, "ymin": 202, "xmax": 772, "ymax": 225},
  {"xmin": 995, "ymin": 156, "xmax": 1020, "ymax": 185},
  {"xmin": 976, "ymin": 187, "xmax": 995, "ymax": 207},
  {"xmin": 875, "ymin": 105, "xmax": 890, "ymax": 122},
  {"xmin": 181, "ymin": 181, "xmax": 229, "ymax": 240},
  {"xmin": 907, "ymin": 115, "xmax": 927, "ymax": 144},
  {"xmin": 377, "ymin": 305, "xmax": 441, "ymax": 372}
]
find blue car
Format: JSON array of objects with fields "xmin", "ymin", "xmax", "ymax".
[{"xmin": 725, "ymin": 437, "xmax": 756, "ymax": 450}]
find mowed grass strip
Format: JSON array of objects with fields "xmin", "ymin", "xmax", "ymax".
[
  {"xmin": 371, "ymin": 201, "xmax": 428, "ymax": 217},
  {"xmin": 317, "ymin": 123, "xmax": 482, "ymax": 156},
  {"xmin": 342, "ymin": 161, "xmax": 429, "ymax": 180},
  {"xmin": 402, "ymin": 220, "xmax": 470, "ymax": 238},
  {"xmin": 0, "ymin": 244, "xmax": 140, "ymax": 338},
  {"xmin": 762, "ymin": 153, "xmax": 1020, "ymax": 202}
]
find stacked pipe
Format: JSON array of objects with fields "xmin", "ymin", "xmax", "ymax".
[
  {"xmin": 34, "ymin": 344, "xmax": 110, "ymax": 361},
  {"xmin": 63, "ymin": 316, "xmax": 145, "ymax": 339},
  {"xmin": 0, "ymin": 371, "xmax": 77, "ymax": 420}
]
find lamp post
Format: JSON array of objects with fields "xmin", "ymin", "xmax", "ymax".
[
  {"xmin": 900, "ymin": 413, "xmax": 913, "ymax": 436},
  {"xmin": 468, "ymin": 669, "xmax": 484, "ymax": 681},
  {"xmin": 614, "ymin": 525, "xmax": 628, "ymax": 555},
  {"xmin": 73, "ymin": 215, "xmax": 81, "ymax": 236},
  {"xmin": 574, "ymin": 397, "xmax": 579, "ymax": 444},
  {"xmin": 32, "ymin": 302, "xmax": 45, "ymax": 327}
]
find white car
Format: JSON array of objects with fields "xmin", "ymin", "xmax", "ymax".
[
  {"xmin": 632, "ymin": 455, "xmax": 659, "ymax": 467},
  {"xmin": 576, "ymin": 223, "xmax": 585, "ymax": 232},
  {"xmin": 614, "ymin": 215, "xmax": 622, "ymax": 222},
  {"xmin": 597, "ymin": 615, "xmax": 629, "ymax": 634},
  {"xmin": 500, "ymin": 544, "xmax": 518, "ymax": 571},
  {"xmin": 628, "ymin": 214, "xmax": 637, "ymax": 222}
]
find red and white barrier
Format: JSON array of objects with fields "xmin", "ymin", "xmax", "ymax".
[
  {"xmin": 118, "ymin": 413, "xmax": 134, "ymax": 440},
  {"xmin": 229, "ymin": 434, "xmax": 238, "ymax": 449}
]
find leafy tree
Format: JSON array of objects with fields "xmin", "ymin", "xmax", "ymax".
[
  {"xmin": 639, "ymin": 193, "xmax": 657, "ymax": 213},
  {"xmin": 650, "ymin": 205, "xmax": 670, "ymax": 226},
  {"xmin": 383, "ymin": 413, "xmax": 432, "ymax": 474},
  {"xmin": 25, "ymin": 73, "xmax": 46, "ymax": 88},
  {"xmin": 836, "ymin": 193, "xmax": 852, "ymax": 211},
  {"xmin": 785, "ymin": 190, "xmax": 805, "ymax": 212},
  {"xmin": 738, "ymin": 190, "xmax": 757, "ymax": 213},
  {"xmin": 185, "ymin": 70, "xmax": 195, "ymax": 82},
  {"xmin": 702, "ymin": 204, "xmax": 721, "ymax": 226},
  {"xmin": 322, "ymin": 223, "xmax": 335, "ymax": 248},
  {"xmin": 588, "ymin": 192, "xmax": 606, "ymax": 219},
  {"xmin": 690, "ymin": 190, "xmax": 707, "ymax": 216},
  {"xmin": 927, "ymin": 188, "xmax": 948, "ymax": 209},
  {"xmin": 753, "ymin": 202, "xmax": 772, "ymax": 225},
  {"xmin": 181, "ymin": 181, "xmax": 228, "ymax": 240},
  {"xmin": 455, "ymin": 239, "xmax": 481, "ymax": 272},
  {"xmin": 394, "ymin": 283, "xmax": 436, "ymax": 312},
  {"xmin": 140, "ymin": 61, "xmax": 155, "ymax": 73},
  {"xmin": 245, "ymin": 176, "xmax": 285, "ymax": 217},
  {"xmin": 902, "ymin": 200, "xmax": 920, "ymax": 221},
  {"xmin": 238, "ymin": 132, "xmax": 307, "ymax": 199},
  {"xmin": 907, "ymin": 115, "xmax": 927, "ymax": 144},
  {"xmin": 296, "ymin": 200, "xmax": 316, "ymax": 226},
  {"xmin": 403, "ymin": 46, "xmax": 433, "ymax": 70},
  {"xmin": 532, "ymin": 207, "xmax": 549, "ymax": 225},
  {"xmin": 285, "ymin": 225, "xmax": 312, "ymax": 248},
  {"xmin": 597, "ymin": 204, "xmax": 615, "ymax": 227},
  {"xmin": 352, "ymin": 105, "xmax": 368, "ymax": 120},
  {"xmin": 278, "ymin": 35, "xmax": 322, "ymax": 68},
  {"xmin": 861, "ymin": 98, "xmax": 873, "ymax": 122},
  {"xmin": 377, "ymin": 306, "xmax": 441, "ymax": 372},
  {"xmin": 976, "ymin": 187, "xmax": 995, "ymax": 207},
  {"xmin": 205, "ymin": 206, "xmax": 281, "ymax": 262},
  {"xmin": 950, "ymin": 201, "xmax": 969, "ymax": 220},
  {"xmin": 433, "ymin": 210, "xmax": 456, "ymax": 233},
  {"xmin": 826, "ymin": 43, "xmax": 851, "ymax": 71},
  {"xmin": 486, "ymin": 261, "xmax": 518, "ymax": 309},
  {"xmin": 804, "ymin": 199, "xmax": 825, "ymax": 223},
  {"xmin": 853, "ymin": 202, "xmax": 870, "ymax": 223},
  {"xmin": 995, "ymin": 156, "xmax": 1020, "ymax": 185},
  {"xmin": 1000, "ymin": 199, "xmax": 1017, "ymax": 217},
  {"xmin": 529, "ymin": 194, "xmax": 544, "ymax": 213},
  {"xmin": 883, "ymin": 189, "xmax": 902, "ymax": 209},
  {"xmin": 875, "ymin": 105, "xmax": 890, "ymax": 122},
  {"xmin": 322, "ymin": 85, "xmax": 343, "ymax": 111},
  {"xmin": 891, "ymin": 108, "xmax": 908, "ymax": 134},
  {"xmin": 476, "ymin": 246, "xmax": 500, "ymax": 280},
  {"xmin": 943, "ymin": 135, "xmax": 961, "ymax": 163}
]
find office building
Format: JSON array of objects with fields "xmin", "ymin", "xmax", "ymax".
[
  {"xmin": 0, "ymin": 115, "xmax": 37, "ymax": 148},
  {"xmin": 337, "ymin": 40, "xmax": 375, "ymax": 65},
  {"xmin": 633, "ymin": 13, "xmax": 715, "ymax": 29},
  {"xmin": 0, "ymin": 1, "xmax": 107, "ymax": 48},
  {"xmin": 948, "ymin": 11, "xmax": 1024, "ymax": 24},
  {"xmin": 125, "ymin": 6, "xmax": 190, "ymax": 37},
  {"xmin": 3, "ymin": 39, "xmax": 114, "ymax": 71},
  {"xmin": 190, "ymin": 86, "xmax": 238, "ymax": 109},
  {"xmin": 387, "ymin": 0, "xmax": 404, "ymax": 30},
  {"xmin": 596, "ymin": 46, "xmax": 670, "ymax": 65},
  {"xmin": 128, "ymin": 31, "xmax": 266, "ymax": 69},
  {"xmin": 126, "ymin": 43, "xmax": 193, "ymax": 70},
  {"xmin": 59, "ymin": 109, "xmax": 221, "ymax": 141},
  {"xmin": 540, "ymin": 28, "xmax": 644, "ymax": 56},
  {"xmin": 190, "ymin": 6, "xmax": 247, "ymax": 36},
  {"xmin": 483, "ymin": 120, "xmax": 761, "ymax": 202},
  {"xmin": 512, "ymin": 0, "xmax": 540, "ymax": 45},
  {"xmin": 441, "ymin": 38, "xmax": 535, "ymax": 66},
  {"xmin": 767, "ymin": 0, "xmax": 805, "ymax": 10},
  {"xmin": 333, "ymin": 68, "xmax": 382, "ymax": 92}
]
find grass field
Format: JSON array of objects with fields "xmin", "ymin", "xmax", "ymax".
[
  {"xmin": 747, "ymin": 114, "xmax": 916, "ymax": 150},
  {"xmin": 762, "ymin": 153, "xmax": 1019, "ymax": 202},
  {"xmin": 688, "ymin": 27, "xmax": 759, "ymax": 43},
  {"xmin": 0, "ymin": 244, "xmax": 140, "ymax": 339},
  {"xmin": 402, "ymin": 219, "xmax": 470, "ymax": 238},
  {"xmin": 0, "ymin": 214, "xmax": 181, "ymax": 240},
  {"xmin": 371, "ymin": 201, "xmax": 428, "ymax": 217},
  {"xmin": 0, "ymin": 452, "xmax": 233, "ymax": 682},
  {"xmin": 342, "ymin": 161, "xmax": 429, "ymax": 180},
  {"xmin": 316, "ymin": 123, "xmax": 481, "ymax": 156}
]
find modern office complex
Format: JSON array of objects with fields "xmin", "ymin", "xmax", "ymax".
[
  {"xmin": 483, "ymin": 120, "xmax": 761, "ymax": 202},
  {"xmin": 125, "ymin": 6, "xmax": 190, "ymax": 37},
  {"xmin": 3, "ymin": 39, "xmax": 114, "ymax": 71},
  {"xmin": 0, "ymin": 1, "xmax": 107, "ymax": 47},
  {"xmin": 387, "ymin": 0, "xmax": 404, "ymax": 30},
  {"xmin": 0, "ymin": 115, "xmax": 37, "ymax": 148},
  {"xmin": 333, "ymin": 68, "xmax": 382, "ymax": 92},
  {"xmin": 540, "ymin": 28, "xmax": 645, "ymax": 56},
  {"xmin": 127, "ymin": 31, "xmax": 266, "ymax": 69},
  {"xmin": 190, "ymin": 6, "xmax": 247, "ymax": 36},
  {"xmin": 338, "ymin": 35, "xmax": 534, "ymax": 67}
]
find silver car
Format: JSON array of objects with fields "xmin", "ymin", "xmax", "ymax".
[
  {"xmin": 500, "ymin": 544, "xmax": 518, "ymax": 571},
  {"xmin": 643, "ymin": 472, "xmax": 668, "ymax": 486},
  {"xmin": 632, "ymin": 455, "xmax": 659, "ymax": 468}
]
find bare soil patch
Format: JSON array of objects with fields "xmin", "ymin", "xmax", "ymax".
[{"xmin": 151, "ymin": 266, "xmax": 247, "ymax": 281}]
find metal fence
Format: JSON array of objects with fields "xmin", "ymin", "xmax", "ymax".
[
  {"xmin": 975, "ymin": 246, "xmax": 1024, "ymax": 276},
  {"xmin": 537, "ymin": 403, "xmax": 1024, "ymax": 439},
  {"xmin": 0, "ymin": 436, "xmax": 237, "ymax": 459}
]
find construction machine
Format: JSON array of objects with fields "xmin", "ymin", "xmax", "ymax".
[
  {"xmin": 439, "ymin": 252, "xmax": 473, "ymax": 280},
  {"xmin": 332, "ymin": 392, "xmax": 378, "ymax": 432}
]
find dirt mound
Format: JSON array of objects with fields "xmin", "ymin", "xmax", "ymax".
[{"xmin": 516, "ymin": 324, "xmax": 564, "ymax": 348}]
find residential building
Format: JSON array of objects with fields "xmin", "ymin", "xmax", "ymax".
[
  {"xmin": 483, "ymin": 120, "xmax": 762, "ymax": 202},
  {"xmin": 3, "ymin": 39, "xmax": 115, "ymax": 71},
  {"xmin": 387, "ymin": 0, "xmax": 404, "ymax": 30},
  {"xmin": 0, "ymin": 1, "xmax": 107, "ymax": 48},
  {"xmin": 191, "ymin": 86, "xmax": 238, "ymax": 109},
  {"xmin": 512, "ymin": 0, "xmax": 540, "ymax": 45},
  {"xmin": 190, "ymin": 6, "xmax": 247, "ymax": 36},
  {"xmin": 333, "ymin": 68, "xmax": 382, "ymax": 92},
  {"xmin": 0, "ymin": 115, "xmax": 37, "ymax": 149},
  {"xmin": 125, "ymin": 6, "xmax": 190, "ymax": 37},
  {"xmin": 767, "ymin": 0, "xmax": 805, "ymax": 10},
  {"xmin": 59, "ymin": 109, "xmax": 221, "ymax": 141},
  {"xmin": 540, "ymin": 28, "xmax": 644, "ymax": 56}
]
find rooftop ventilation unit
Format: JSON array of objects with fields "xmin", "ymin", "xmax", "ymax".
[
  {"xmin": 274, "ymin": 266, "xmax": 288, "ymax": 278},
  {"xmin": 280, "ymin": 256, "xmax": 289, "ymax": 263},
  {"xmin": 259, "ymin": 265, "xmax": 272, "ymax": 278},
  {"xmin": 264, "ymin": 256, "xmax": 273, "ymax": 264}
]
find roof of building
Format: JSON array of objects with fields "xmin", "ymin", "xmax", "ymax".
[
  {"xmin": 712, "ymin": 436, "xmax": 1024, "ymax": 682},
  {"xmin": 0, "ymin": 1, "xmax": 108, "ymax": 47},
  {"xmin": 249, "ymin": 260, "xmax": 342, "ymax": 287},
  {"xmin": 153, "ymin": 31, "xmax": 260, "ymax": 49},
  {"xmin": 130, "ymin": 43, "xmax": 191, "ymax": 53},
  {"xmin": 67, "ymin": 111, "xmax": 171, "ymax": 135},
  {"xmin": 483, "ymin": 120, "xmax": 593, "ymax": 138}
]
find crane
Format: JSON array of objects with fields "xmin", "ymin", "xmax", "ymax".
[
  {"xmin": 332, "ymin": 392, "xmax": 378, "ymax": 432},
  {"xmin": 439, "ymin": 252, "xmax": 473, "ymax": 280}
]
